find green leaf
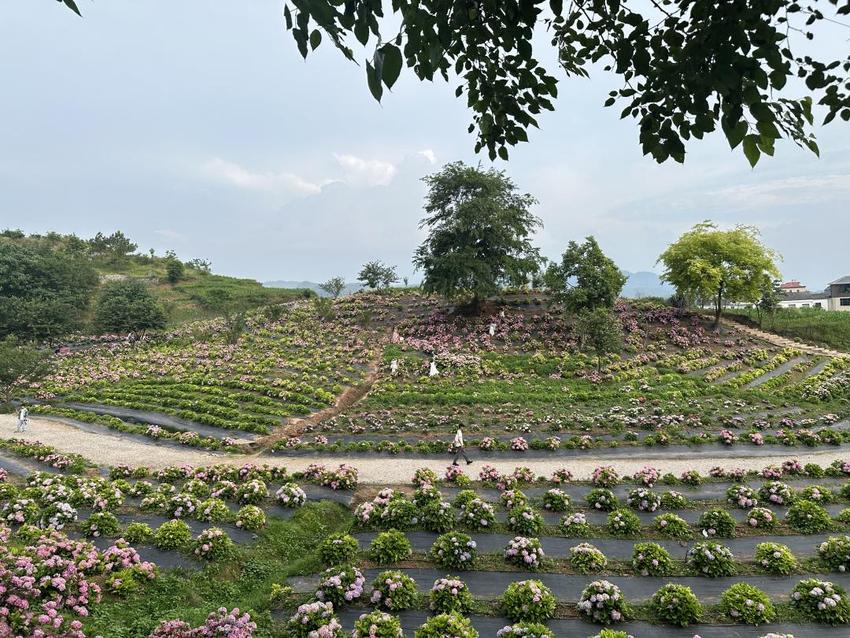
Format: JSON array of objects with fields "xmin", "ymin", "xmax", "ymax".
[
  {"xmin": 756, "ymin": 120, "xmax": 780, "ymax": 139},
  {"xmin": 283, "ymin": 5, "xmax": 293, "ymax": 30},
  {"xmin": 742, "ymin": 135, "xmax": 761, "ymax": 167},
  {"xmin": 309, "ymin": 29, "xmax": 322, "ymax": 50},
  {"xmin": 354, "ymin": 20, "xmax": 369, "ymax": 46},
  {"xmin": 550, "ymin": 0, "xmax": 564, "ymax": 15},
  {"xmin": 724, "ymin": 120, "xmax": 748, "ymax": 150},
  {"xmin": 62, "ymin": 0, "xmax": 82, "ymax": 16},
  {"xmin": 366, "ymin": 61, "xmax": 383, "ymax": 102},
  {"xmin": 379, "ymin": 44, "xmax": 403, "ymax": 89}
]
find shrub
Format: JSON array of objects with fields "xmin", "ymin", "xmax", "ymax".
[
  {"xmin": 508, "ymin": 505, "xmax": 544, "ymax": 536},
  {"xmin": 607, "ymin": 509, "xmax": 641, "ymax": 536},
  {"xmin": 414, "ymin": 612, "xmax": 477, "ymax": 638},
  {"xmin": 755, "ymin": 542, "xmax": 798, "ymax": 575},
  {"xmin": 370, "ymin": 529, "xmax": 412, "ymax": 564},
  {"xmin": 570, "ymin": 543, "xmax": 607, "ymax": 574},
  {"xmin": 542, "ymin": 488, "xmax": 570, "ymax": 511},
  {"xmin": 719, "ymin": 583, "xmax": 775, "ymax": 625},
  {"xmin": 505, "ymin": 536, "xmax": 545, "ymax": 570},
  {"xmin": 587, "ymin": 632, "xmax": 630, "ymax": 638},
  {"xmin": 654, "ymin": 513, "xmax": 692, "ymax": 539},
  {"xmin": 320, "ymin": 533, "xmax": 359, "ymax": 566},
  {"xmin": 286, "ymin": 601, "xmax": 342, "ymax": 638},
  {"xmin": 369, "ymin": 570, "xmax": 418, "ymax": 611},
  {"xmin": 451, "ymin": 489, "xmax": 478, "ymax": 508},
  {"xmin": 727, "ymin": 485, "xmax": 759, "ymax": 509},
  {"xmin": 123, "ymin": 522, "xmax": 154, "ymax": 545},
  {"xmin": 192, "ymin": 527, "xmax": 234, "ymax": 560},
  {"xmin": 837, "ymin": 508, "xmax": 850, "ymax": 524},
  {"xmin": 649, "ymin": 583, "xmax": 701, "ymax": 626},
  {"xmin": 154, "ymin": 519, "xmax": 192, "ymax": 550},
  {"xmin": 586, "ymin": 488, "xmax": 618, "ymax": 511},
  {"xmin": 496, "ymin": 624, "xmax": 556, "ymax": 638},
  {"xmin": 431, "ymin": 532, "xmax": 477, "ymax": 570},
  {"xmin": 500, "ymin": 490, "xmax": 528, "ymax": 510},
  {"xmin": 501, "ymin": 580, "xmax": 556, "ymax": 623},
  {"xmin": 632, "ymin": 542, "xmax": 672, "ymax": 576},
  {"xmin": 660, "ymin": 490, "xmax": 687, "ymax": 509},
  {"xmin": 352, "ymin": 611, "xmax": 403, "ymax": 638},
  {"xmin": 759, "ymin": 481, "xmax": 794, "ymax": 506},
  {"xmin": 627, "ymin": 488, "xmax": 661, "ymax": 512},
  {"xmin": 818, "ymin": 536, "xmax": 850, "ymax": 572},
  {"xmin": 802, "ymin": 484, "xmax": 834, "ymax": 503},
  {"xmin": 275, "ymin": 482, "xmax": 307, "ymax": 508},
  {"xmin": 413, "ymin": 484, "xmax": 442, "ymax": 506},
  {"xmin": 591, "ymin": 466, "xmax": 620, "ymax": 488},
  {"xmin": 577, "ymin": 580, "xmax": 627, "ymax": 624},
  {"xmin": 235, "ymin": 505, "xmax": 266, "ymax": 531},
  {"xmin": 560, "ymin": 512, "xmax": 590, "ymax": 536},
  {"xmin": 680, "ymin": 469, "xmax": 702, "ymax": 485},
  {"xmin": 746, "ymin": 507, "xmax": 776, "ymax": 529},
  {"xmin": 380, "ymin": 497, "xmax": 419, "ymax": 530},
  {"xmin": 236, "ymin": 479, "xmax": 268, "ymax": 505},
  {"xmin": 197, "ymin": 498, "xmax": 232, "ymax": 523},
  {"xmin": 698, "ymin": 509, "xmax": 736, "ymax": 538},
  {"xmin": 787, "ymin": 500, "xmax": 833, "ymax": 534},
  {"xmin": 315, "ymin": 565, "xmax": 365, "ymax": 607},
  {"xmin": 430, "ymin": 576, "xmax": 475, "ymax": 614},
  {"xmin": 459, "ymin": 498, "xmax": 496, "ymax": 531},
  {"xmin": 686, "ymin": 542, "xmax": 736, "ymax": 577},
  {"xmin": 791, "ymin": 578, "xmax": 850, "ymax": 624},
  {"xmin": 421, "ymin": 500, "xmax": 454, "ymax": 532},
  {"xmin": 412, "ymin": 467, "xmax": 439, "ymax": 487},
  {"xmin": 84, "ymin": 511, "xmax": 119, "ymax": 538}
]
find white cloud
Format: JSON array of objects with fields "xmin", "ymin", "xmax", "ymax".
[
  {"xmin": 711, "ymin": 173, "xmax": 850, "ymax": 210},
  {"xmin": 154, "ymin": 229, "xmax": 183, "ymax": 241},
  {"xmin": 202, "ymin": 157, "xmax": 321, "ymax": 195},
  {"xmin": 418, "ymin": 149, "xmax": 437, "ymax": 164},
  {"xmin": 333, "ymin": 153, "xmax": 397, "ymax": 186}
]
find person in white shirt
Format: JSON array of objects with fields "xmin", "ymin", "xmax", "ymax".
[
  {"xmin": 451, "ymin": 427, "xmax": 472, "ymax": 466},
  {"xmin": 16, "ymin": 405, "xmax": 29, "ymax": 433}
]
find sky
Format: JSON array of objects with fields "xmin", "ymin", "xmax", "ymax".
[{"xmin": 2, "ymin": 2, "xmax": 850, "ymax": 289}]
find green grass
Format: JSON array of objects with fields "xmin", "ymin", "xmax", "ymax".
[
  {"xmin": 84, "ymin": 501, "xmax": 353, "ymax": 638},
  {"xmin": 727, "ymin": 308, "xmax": 850, "ymax": 352}
]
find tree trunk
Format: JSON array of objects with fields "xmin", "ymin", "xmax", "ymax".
[{"xmin": 713, "ymin": 284, "xmax": 724, "ymax": 331}]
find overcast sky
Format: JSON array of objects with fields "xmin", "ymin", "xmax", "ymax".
[{"xmin": 2, "ymin": 2, "xmax": 850, "ymax": 288}]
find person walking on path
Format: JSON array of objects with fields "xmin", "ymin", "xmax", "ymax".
[
  {"xmin": 15, "ymin": 405, "xmax": 28, "ymax": 433},
  {"xmin": 451, "ymin": 427, "xmax": 472, "ymax": 466}
]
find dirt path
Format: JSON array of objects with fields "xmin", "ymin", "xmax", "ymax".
[
  {"xmin": 725, "ymin": 320, "xmax": 848, "ymax": 358},
  {"xmin": 4, "ymin": 414, "xmax": 850, "ymax": 483}
]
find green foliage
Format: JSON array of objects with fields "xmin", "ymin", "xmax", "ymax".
[
  {"xmin": 94, "ymin": 280, "xmax": 167, "ymax": 333},
  {"xmin": 281, "ymin": 0, "xmax": 848, "ymax": 165},
  {"xmin": 370, "ymin": 570, "xmax": 419, "ymax": 611},
  {"xmin": 698, "ymin": 508, "xmax": 737, "ymax": 538},
  {"xmin": 632, "ymin": 542, "xmax": 672, "ymax": 576},
  {"xmin": 569, "ymin": 542, "xmax": 607, "ymax": 574},
  {"xmin": 430, "ymin": 576, "xmax": 475, "ymax": 615},
  {"xmin": 728, "ymin": 307, "xmax": 850, "ymax": 352},
  {"xmin": 607, "ymin": 509, "xmax": 642, "ymax": 536},
  {"xmin": 319, "ymin": 533, "xmax": 359, "ymax": 566},
  {"xmin": 686, "ymin": 542, "xmax": 736, "ymax": 577},
  {"xmin": 414, "ymin": 612, "xmax": 478, "ymax": 638},
  {"xmin": 352, "ymin": 611, "xmax": 403, "ymax": 638},
  {"xmin": 413, "ymin": 162, "xmax": 541, "ymax": 305},
  {"xmin": 123, "ymin": 522, "xmax": 154, "ymax": 545},
  {"xmin": 320, "ymin": 276, "xmax": 347, "ymax": 298},
  {"xmin": 546, "ymin": 237, "xmax": 626, "ymax": 311},
  {"xmin": 507, "ymin": 505, "xmax": 543, "ymax": 536},
  {"xmin": 818, "ymin": 536, "xmax": 850, "ymax": 572},
  {"xmin": 496, "ymin": 624, "xmax": 556, "ymax": 638},
  {"xmin": 501, "ymin": 580, "xmax": 556, "ymax": 623},
  {"xmin": 0, "ymin": 237, "xmax": 99, "ymax": 339},
  {"xmin": 85, "ymin": 511, "xmax": 119, "ymax": 538},
  {"xmin": 165, "ymin": 255, "xmax": 185, "ymax": 284},
  {"xmin": 654, "ymin": 513, "xmax": 692, "ymax": 540},
  {"xmin": 586, "ymin": 488, "xmax": 618, "ymax": 512},
  {"xmin": 575, "ymin": 309, "xmax": 624, "ymax": 370},
  {"xmin": 153, "ymin": 519, "xmax": 192, "ymax": 550},
  {"xmin": 430, "ymin": 532, "xmax": 477, "ymax": 570},
  {"xmin": 650, "ymin": 583, "xmax": 702, "ymax": 626},
  {"xmin": 791, "ymin": 578, "xmax": 850, "ymax": 624},
  {"xmin": 0, "ymin": 337, "xmax": 51, "ymax": 403},
  {"xmin": 369, "ymin": 529, "xmax": 412, "ymax": 564},
  {"xmin": 358, "ymin": 261, "xmax": 398, "ymax": 290},
  {"xmin": 755, "ymin": 542, "xmax": 798, "ymax": 575},
  {"xmin": 787, "ymin": 499, "xmax": 833, "ymax": 534},
  {"xmin": 658, "ymin": 222, "xmax": 780, "ymax": 327},
  {"xmin": 719, "ymin": 583, "xmax": 776, "ymax": 625}
]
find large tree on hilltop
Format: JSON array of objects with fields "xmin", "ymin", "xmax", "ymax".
[
  {"xmin": 546, "ymin": 237, "xmax": 627, "ymax": 312},
  {"xmin": 94, "ymin": 280, "xmax": 168, "ymax": 334},
  {"xmin": 657, "ymin": 222, "xmax": 780, "ymax": 329},
  {"xmin": 414, "ymin": 162, "xmax": 542, "ymax": 310}
]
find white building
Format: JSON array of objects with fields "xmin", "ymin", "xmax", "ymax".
[{"xmin": 778, "ymin": 276, "xmax": 850, "ymax": 311}]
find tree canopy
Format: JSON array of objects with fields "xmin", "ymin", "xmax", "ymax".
[
  {"xmin": 575, "ymin": 307, "xmax": 624, "ymax": 371},
  {"xmin": 657, "ymin": 222, "xmax": 781, "ymax": 328},
  {"xmin": 94, "ymin": 280, "xmax": 168, "ymax": 334},
  {"xmin": 546, "ymin": 236, "xmax": 627, "ymax": 312},
  {"xmin": 414, "ymin": 162, "xmax": 541, "ymax": 307},
  {"xmin": 358, "ymin": 261, "xmax": 399, "ymax": 290},
  {"xmin": 0, "ymin": 238, "xmax": 99, "ymax": 340},
  {"xmin": 268, "ymin": 0, "xmax": 850, "ymax": 166},
  {"xmin": 0, "ymin": 336, "xmax": 51, "ymax": 405}
]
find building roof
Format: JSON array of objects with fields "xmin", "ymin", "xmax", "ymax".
[
  {"xmin": 829, "ymin": 276, "xmax": 850, "ymax": 286},
  {"xmin": 780, "ymin": 280, "xmax": 805, "ymax": 289},
  {"xmin": 780, "ymin": 291, "xmax": 829, "ymax": 301}
]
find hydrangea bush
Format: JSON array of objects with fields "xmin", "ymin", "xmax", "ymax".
[
  {"xmin": 504, "ymin": 536, "xmax": 545, "ymax": 570},
  {"xmin": 430, "ymin": 532, "xmax": 477, "ymax": 570},
  {"xmin": 315, "ymin": 565, "xmax": 366, "ymax": 607},
  {"xmin": 352, "ymin": 611, "xmax": 403, "ymax": 638},
  {"xmin": 286, "ymin": 601, "xmax": 342, "ymax": 638},
  {"xmin": 430, "ymin": 576, "xmax": 475, "ymax": 614},
  {"xmin": 570, "ymin": 543, "xmax": 607, "ymax": 574},
  {"xmin": 698, "ymin": 509, "xmax": 736, "ymax": 538},
  {"xmin": 649, "ymin": 583, "xmax": 701, "ymax": 626},
  {"xmin": 654, "ymin": 513, "xmax": 692, "ymax": 540},
  {"xmin": 414, "ymin": 612, "xmax": 478, "ymax": 638},
  {"xmin": 686, "ymin": 542, "xmax": 737, "ymax": 577},
  {"xmin": 755, "ymin": 542, "xmax": 798, "ymax": 575},
  {"xmin": 560, "ymin": 512, "xmax": 590, "ymax": 536},
  {"xmin": 632, "ymin": 542, "xmax": 672, "ymax": 576},
  {"xmin": 787, "ymin": 500, "xmax": 833, "ymax": 534},
  {"xmin": 719, "ymin": 583, "xmax": 775, "ymax": 625},
  {"xmin": 500, "ymin": 580, "xmax": 556, "ymax": 623},
  {"xmin": 818, "ymin": 536, "xmax": 850, "ymax": 572},
  {"xmin": 791, "ymin": 578, "xmax": 850, "ymax": 624},
  {"xmin": 369, "ymin": 570, "xmax": 418, "ymax": 611},
  {"xmin": 319, "ymin": 533, "xmax": 359, "ymax": 566},
  {"xmin": 607, "ymin": 509, "xmax": 641, "ymax": 536},
  {"xmin": 577, "ymin": 580, "xmax": 627, "ymax": 624},
  {"xmin": 370, "ymin": 529, "xmax": 412, "ymax": 564}
]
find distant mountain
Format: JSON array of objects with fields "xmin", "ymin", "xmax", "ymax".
[
  {"xmin": 264, "ymin": 280, "xmax": 363, "ymax": 297},
  {"xmin": 622, "ymin": 271, "xmax": 673, "ymax": 299}
]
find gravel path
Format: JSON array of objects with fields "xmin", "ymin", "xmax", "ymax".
[{"xmin": 3, "ymin": 414, "xmax": 850, "ymax": 483}]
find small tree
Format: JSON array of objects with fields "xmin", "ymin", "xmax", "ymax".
[
  {"xmin": 546, "ymin": 237, "xmax": 626, "ymax": 312},
  {"xmin": 358, "ymin": 261, "xmax": 398, "ymax": 290},
  {"xmin": 413, "ymin": 162, "xmax": 541, "ymax": 310},
  {"xmin": 575, "ymin": 308, "xmax": 624, "ymax": 372},
  {"xmin": 320, "ymin": 276, "xmax": 346, "ymax": 298},
  {"xmin": 94, "ymin": 280, "xmax": 167, "ymax": 334},
  {"xmin": 657, "ymin": 222, "xmax": 780, "ymax": 330},
  {"xmin": 313, "ymin": 296, "xmax": 335, "ymax": 321},
  {"xmin": 0, "ymin": 337, "xmax": 51, "ymax": 406},
  {"xmin": 756, "ymin": 278, "xmax": 781, "ymax": 328},
  {"xmin": 165, "ymin": 254, "xmax": 185, "ymax": 284}
]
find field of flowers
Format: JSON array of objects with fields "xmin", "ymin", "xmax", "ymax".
[{"xmin": 7, "ymin": 456, "xmax": 850, "ymax": 636}]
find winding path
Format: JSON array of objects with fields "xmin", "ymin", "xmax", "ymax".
[
  {"xmin": 3, "ymin": 414, "xmax": 850, "ymax": 483},
  {"xmin": 724, "ymin": 319, "xmax": 848, "ymax": 358}
]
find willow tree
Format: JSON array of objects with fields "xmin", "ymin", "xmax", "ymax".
[{"xmin": 657, "ymin": 222, "xmax": 780, "ymax": 329}]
